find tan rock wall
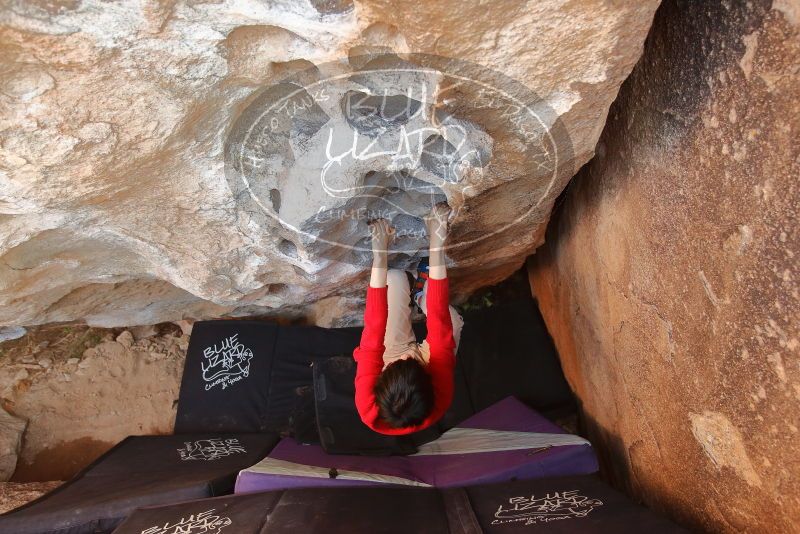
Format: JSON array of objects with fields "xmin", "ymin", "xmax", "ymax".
[
  {"xmin": 528, "ymin": 1, "xmax": 799, "ymax": 532},
  {"xmin": 0, "ymin": 0, "xmax": 658, "ymax": 328}
]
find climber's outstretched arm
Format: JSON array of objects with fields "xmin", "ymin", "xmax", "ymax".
[
  {"xmin": 426, "ymin": 203, "xmax": 450, "ymax": 281},
  {"xmin": 353, "ymin": 219, "xmax": 395, "ymax": 426},
  {"xmin": 424, "ymin": 204, "xmax": 455, "ymax": 356},
  {"xmin": 369, "ymin": 218, "xmax": 393, "ymax": 288},
  {"xmin": 421, "ymin": 203, "xmax": 456, "ymax": 424}
]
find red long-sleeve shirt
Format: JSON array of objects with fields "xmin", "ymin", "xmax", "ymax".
[{"xmin": 353, "ymin": 277, "xmax": 456, "ymax": 435}]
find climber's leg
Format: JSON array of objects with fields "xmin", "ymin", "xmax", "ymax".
[{"xmin": 383, "ymin": 269, "xmax": 418, "ymax": 366}]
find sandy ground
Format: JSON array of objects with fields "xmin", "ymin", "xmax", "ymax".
[
  {"xmin": 0, "ymin": 323, "xmax": 189, "ymax": 483},
  {"xmin": 0, "ymin": 481, "xmax": 62, "ymax": 514}
]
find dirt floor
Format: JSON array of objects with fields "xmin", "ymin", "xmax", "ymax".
[
  {"xmin": 0, "ymin": 482, "xmax": 62, "ymax": 515},
  {"xmin": 0, "ymin": 322, "xmax": 190, "ymax": 483}
]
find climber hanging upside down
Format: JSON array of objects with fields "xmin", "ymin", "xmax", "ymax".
[{"xmin": 353, "ymin": 203, "xmax": 465, "ymax": 435}]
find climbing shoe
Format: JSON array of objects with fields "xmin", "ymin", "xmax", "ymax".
[{"xmin": 411, "ymin": 258, "xmax": 429, "ymax": 308}]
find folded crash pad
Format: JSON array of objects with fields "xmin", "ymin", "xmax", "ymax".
[
  {"xmin": 235, "ymin": 397, "xmax": 597, "ymax": 493},
  {"xmin": 0, "ymin": 433, "xmax": 279, "ymax": 534},
  {"xmin": 113, "ymin": 475, "xmax": 687, "ymax": 533}
]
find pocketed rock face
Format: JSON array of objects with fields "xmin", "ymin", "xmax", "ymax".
[
  {"xmin": 528, "ymin": 1, "xmax": 799, "ymax": 532},
  {"xmin": 0, "ymin": 0, "xmax": 658, "ymax": 328}
]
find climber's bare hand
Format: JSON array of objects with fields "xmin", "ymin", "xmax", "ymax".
[
  {"xmin": 425, "ymin": 202, "xmax": 451, "ymax": 246},
  {"xmin": 368, "ymin": 218, "xmax": 395, "ymax": 254}
]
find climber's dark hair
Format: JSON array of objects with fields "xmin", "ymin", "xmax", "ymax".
[{"xmin": 374, "ymin": 358, "xmax": 434, "ymax": 428}]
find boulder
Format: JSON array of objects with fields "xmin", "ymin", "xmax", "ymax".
[
  {"xmin": 528, "ymin": 1, "xmax": 800, "ymax": 532},
  {"xmin": 0, "ymin": 407, "xmax": 26, "ymax": 481},
  {"xmin": 0, "ymin": 0, "xmax": 658, "ymax": 327}
]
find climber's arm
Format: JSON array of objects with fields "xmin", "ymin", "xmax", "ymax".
[
  {"xmin": 424, "ymin": 204, "xmax": 456, "ymax": 361},
  {"xmin": 369, "ymin": 219, "xmax": 392, "ymax": 289},
  {"xmin": 421, "ymin": 204, "xmax": 456, "ymax": 425},
  {"xmin": 355, "ymin": 219, "xmax": 393, "ymax": 359},
  {"xmin": 353, "ymin": 219, "xmax": 394, "ymax": 424},
  {"xmin": 427, "ymin": 203, "xmax": 448, "ymax": 281}
]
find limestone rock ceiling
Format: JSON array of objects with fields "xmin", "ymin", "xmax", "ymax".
[{"xmin": 0, "ymin": 0, "xmax": 660, "ymax": 327}]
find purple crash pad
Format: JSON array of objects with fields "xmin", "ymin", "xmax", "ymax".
[{"xmin": 235, "ymin": 397, "xmax": 597, "ymax": 493}]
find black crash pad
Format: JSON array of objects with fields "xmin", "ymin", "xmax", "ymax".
[
  {"xmin": 174, "ymin": 320, "xmax": 364, "ymax": 434},
  {"xmin": 113, "ymin": 475, "xmax": 687, "ymax": 534},
  {"xmin": 176, "ymin": 320, "xmax": 475, "ymax": 440},
  {"xmin": 0, "ymin": 433, "xmax": 278, "ymax": 534},
  {"xmin": 457, "ymin": 297, "xmax": 575, "ymax": 418}
]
